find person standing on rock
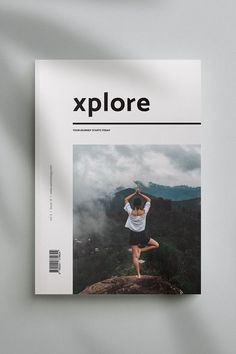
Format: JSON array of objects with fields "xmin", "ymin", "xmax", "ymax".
[{"xmin": 124, "ymin": 188, "xmax": 159, "ymax": 278}]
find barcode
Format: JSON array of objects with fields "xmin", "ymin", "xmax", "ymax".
[{"xmin": 49, "ymin": 250, "xmax": 61, "ymax": 273}]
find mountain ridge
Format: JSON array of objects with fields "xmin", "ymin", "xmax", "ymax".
[
  {"xmin": 74, "ymin": 184, "xmax": 201, "ymax": 294},
  {"xmin": 115, "ymin": 181, "xmax": 200, "ymax": 201}
]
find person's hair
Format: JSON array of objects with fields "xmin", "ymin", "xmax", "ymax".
[{"xmin": 133, "ymin": 197, "xmax": 142, "ymax": 208}]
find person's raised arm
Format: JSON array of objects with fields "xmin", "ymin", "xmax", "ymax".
[
  {"xmin": 124, "ymin": 190, "xmax": 137, "ymax": 205},
  {"xmin": 139, "ymin": 192, "xmax": 151, "ymax": 203}
]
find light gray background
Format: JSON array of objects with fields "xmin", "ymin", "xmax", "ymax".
[{"xmin": 0, "ymin": 1, "xmax": 235, "ymax": 353}]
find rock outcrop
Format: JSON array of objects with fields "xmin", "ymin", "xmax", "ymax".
[{"xmin": 79, "ymin": 275, "xmax": 183, "ymax": 295}]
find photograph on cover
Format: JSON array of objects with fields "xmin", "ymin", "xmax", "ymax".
[{"xmin": 73, "ymin": 145, "xmax": 201, "ymax": 295}]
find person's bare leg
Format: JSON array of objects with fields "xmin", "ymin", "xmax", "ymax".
[
  {"xmin": 131, "ymin": 246, "xmax": 141, "ymax": 278},
  {"xmin": 140, "ymin": 238, "xmax": 159, "ymax": 253},
  {"xmin": 137, "ymin": 247, "xmax": 141, "ymax": 258}
]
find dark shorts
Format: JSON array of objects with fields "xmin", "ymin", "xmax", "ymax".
[{"xmin": 129, "ymin": 230, "xmax": 150, "ymax": 248}]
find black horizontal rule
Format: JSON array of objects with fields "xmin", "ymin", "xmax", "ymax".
[{"xmin": 72, "ymin": 122, "xmax": 201, "ymax": 125}]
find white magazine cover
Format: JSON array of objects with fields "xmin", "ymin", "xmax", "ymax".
[{"xmin": 35, "ymin": 60, "xmax": 201, "ymax": 295}]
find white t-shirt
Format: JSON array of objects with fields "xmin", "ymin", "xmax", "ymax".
[{"xmin": 124, "ymin": 201, "xmax": 151, "ymax": 232}]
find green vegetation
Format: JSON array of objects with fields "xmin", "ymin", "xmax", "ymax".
[{"xmin": 73, "ymin": 188, "xmax": 201, "ymax": 294}]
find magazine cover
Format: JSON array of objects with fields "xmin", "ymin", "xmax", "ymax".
[{"xmin": 35, "ymin": 60, "xmax": 201, "ymax": 295}]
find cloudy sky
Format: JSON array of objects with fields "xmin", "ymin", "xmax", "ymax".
[{"xmin": 73, "ymin": 145, "xmax": 201, "ymax": 205}]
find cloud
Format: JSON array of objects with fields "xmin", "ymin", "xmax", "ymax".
[
  {"xmin": 73, "ymin": 144, "xmax": 200, "ymax": 201},
  {"xmin": 73, "ymin": 200, "xmax": 107, "ymax": 238},
  {"xmin": 73, "ymin": 144, "xmax": 200, "ymax": 237},
  {"xmin": 156, "ymin": 145, "xmax": 201, "ymax": 171}
]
